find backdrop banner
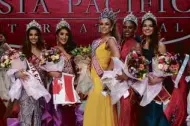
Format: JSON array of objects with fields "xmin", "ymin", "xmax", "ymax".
[{"xmin": 0, "ymin": 0, "xmax": 189, "ymax": 53}]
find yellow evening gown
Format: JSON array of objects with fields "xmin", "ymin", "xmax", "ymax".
[{"xmin": 83, "ymin": 42, "xmax": 118, "ymax": 126}]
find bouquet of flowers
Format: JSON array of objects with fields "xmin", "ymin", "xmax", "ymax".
[
  {"xmin": 4, "ymin": 49, "xmax": 51, "ymax": 103},
  {"xmin": 40, "ymin": 48, "xmax": 64, "ymax": 72},
  {"xmin": 100, "ymin": 57, "xmax": 130, "ymax": 104},
  {"xmin": 140, "ymin": 52, "xmax": 180, "ymax": 106},
  {"xmin": 0, "ymin": 49, "xmax": 26, "ymax": 69},
  {"xmin": 124, "ymin": 50, "xmax": 149, "ymax": 80},
  {"xmin": 72, "ymin": 45, "xmax": 93, "ymax": 96},
  {"xmin": 71, "ymin": 45, "xmax": 91, "ymax": 57},
  {"xmin": 156, "ymin": 52, "xmax": 179, "ymax": 76}
]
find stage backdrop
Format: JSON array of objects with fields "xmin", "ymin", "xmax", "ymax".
[{"xmin": 0, "ymin": 0, "xmax": 189, "ymax": 53}]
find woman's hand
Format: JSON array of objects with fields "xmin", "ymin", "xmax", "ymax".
[
  {"xmin": 116, "ymin": 70, "xmax": 128, "ymax": 82},
  {"xmin": 78, "ymin": 92, "xmax": 88, "ymax": 100},
  {"xmin": 148, "ymin": 75, "xmax": 164, "ymax": 85},
  {"xmin": 15, "ymin": 69, "xmax": 29, "ymax": 80},
  {"xmin": 48, "ymin": 71, "xmax": 62, "ymax": 78}
]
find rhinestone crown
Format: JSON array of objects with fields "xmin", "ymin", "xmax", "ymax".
[
  {"xmin": 26, "ymin": 20, "xmax": 42, "ymax": 31},
  {"xmin": 56, "ymin": 18, "xmax": 71, "ymax": 31},
  {"xmin": 123, "ymin": 12, "xmax": 138, "ymax": 26}
]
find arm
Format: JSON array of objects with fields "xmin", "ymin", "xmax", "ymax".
[
  {"xmin": 148, "ymin": 75, "xmax": 164, "ymax": 85},
  {"xmin": 149, "ymin": 40, "xmax": 166, "ymax": 85},
  {"xmin": 158, "ymin": 41, "xmax": 166, "ymax": 54},
  {"xmin": 106, "ymin": 38, "xmax": 120, "ymax": 70},
  {"xmin": 48, "ymin": 71, "xmax": 62, "ymax": 78},
  {"xmin": 116, "ymin": 70, "xmax": 128, "ymax": 81},
  {"xmin": 14, "ymin": 70, "xmax": 29, "ymax": 80},
  {"xmin": 135, "ymin": 42, "xmax": 142, "ymax": 54}
]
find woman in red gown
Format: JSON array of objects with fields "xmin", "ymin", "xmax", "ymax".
[
  {"xmin": 116, "ymin": 13, "xmax": 141, "ymax": 126},
  {"xmin": 164, "ymin": 55, "xmax": 189, "ymax": 126}
]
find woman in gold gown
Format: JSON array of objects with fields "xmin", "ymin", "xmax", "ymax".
[{"xmin": 83, "ymin": 8, "xmax": 120, "ymax": 126}]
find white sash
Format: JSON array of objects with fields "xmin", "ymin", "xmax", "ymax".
[
  {"xmin": 174, "ymin": 54, "xmax": 189, "ymax": 88},
  {"xmin": 26, "ymin": 60, "xmax": 43, "ymax": 85}
]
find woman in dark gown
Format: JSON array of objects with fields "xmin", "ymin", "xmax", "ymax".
[{"xmin": 139, "ymin": 12, "xmax": 170, "ymax": 126}]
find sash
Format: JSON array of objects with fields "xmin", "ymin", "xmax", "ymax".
[
  {"xmin": 154, "ymin": 86, "xmax": 171, "ymax": 103},
  {"xmin": 174, "ymin": 54, "xmax": 189, "ymax": 88},
  {"xmin": 91, "ymin": 39, "xmax": 104, "ymax": 77},
  {"xmin": 26, "ymin": 60, "xmax": 43, "ymax": 85}
]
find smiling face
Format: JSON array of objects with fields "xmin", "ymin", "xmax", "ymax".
[
  {"xmin": 29, "ymin": 29, "xmax": 39, "ymax": 45},
  {"xmin": 99, "ymin": 18, "xmax": 113, "ymax": 36},
  {"xmin": 57, "ymin": 28, "xmax": 69, "ymax": 45},
  {"xmin": 142, "ymin": 19, "xmax": 154, "ymax": 37},
  {"xmin": 122, "ymin": 20, "xmax": 136, "ymax": 39}
]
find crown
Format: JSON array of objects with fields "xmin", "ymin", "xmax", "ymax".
[
  {"xmin": 56, "ymin": 18, "xmax": 71, "ymax": 31},
  {"xmin": 100, "ymin": 8, "xmax": 117, "ymax": 23},
  {"xmin": 142, "ymin": 11, "xmax": 157, "ymax": 24},
  {"xmin": 26, "ymin": 20, "xmax": 42, "ymax": 31},
  {"xmin": 123, "ymin": 12, "xmax": 138, "ymax": 26}
]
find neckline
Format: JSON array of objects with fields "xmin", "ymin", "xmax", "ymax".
[
  {"xmin": 55, "ymin": 46, "xmax": 71, "ymax": 60},
  {"xmin": 32, "ymin": 52, "xmax": 42, "ymax": 59}
]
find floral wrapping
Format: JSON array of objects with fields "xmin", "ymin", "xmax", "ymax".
[
  {"xmin": 40, "ymin": 48, "xmax": 65, "ymax": 72},
  {"xmin": 72, "ymin": 45, "xmax": 93, "ymax": 95},
  {"xmin": 4, "ymin": 50, "xmax": 51, "ymax": 103},
  {"xmin": 74, "ymin": 55, "xmax": 93, "ymax": 95},
  {"xmin": 101, "ymin": 57, "xmax": 130, "ymax": 104},
  {"xmin": 140, "ymin": 53, "xmax": 180, "ymax": 106},
  {"xmin": 101, "ymin": 51, "xmax": 149, "ymax": 104}
]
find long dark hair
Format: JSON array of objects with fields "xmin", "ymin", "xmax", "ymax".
[
  {"xmin": 110, "ymin": 19, "xmax": 121, "ymax": 42},
  {"xmin": 142, "ymin": 18, "xmax": 159, "ymax": 53},
  {"xmin": 22, "ymin": 27, "xmax": 45, "ymax": 59},
  {"xmin": 56, "ymin": 26, "xmax": 76, "ymax": 54},
  {"xmin": 56, "ymin": 26, "xmax": 77, "ymax": 76}
]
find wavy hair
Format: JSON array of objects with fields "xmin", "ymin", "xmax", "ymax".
[
  {"xmin": 109, "ymin": 19, "xmax": 121, "ymax": 42},
  {"xmin": 56, "ymin": 26, "xmax": 76, "ymax": 54},
  {"xmin": 22, "ymin": 27, "xmax": 45, "ymax": 59},
  {"xmin": 141, "ymin": 18, "xmax": 159, "ymax": 53}
]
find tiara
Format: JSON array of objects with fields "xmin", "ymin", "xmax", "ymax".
[
  {"xmin": 123, "ymin": 12, "xmax": 138, "ymax": 26},
  {"xmin": 26, "ymin": 20, "xmax": 42, "ymax": 31},
  {"xmin": 56, "ymin": 18, "xmax": 71, "ymax": 31},
  {"xmin": 142, "ymin": 11, "xmax": 157, "ymax": 24},
  {"xmin": 100, "ymin": 8, "xmax": 117, "ymax": 23}
]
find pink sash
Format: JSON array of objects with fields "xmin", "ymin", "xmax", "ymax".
[
  {"xmin": 91, "ymin": 38, "xmax": 104, "ymax": 77},
  {"xmin": 91, "ymin": 37, "xmax": 117, "ymax": 77}
]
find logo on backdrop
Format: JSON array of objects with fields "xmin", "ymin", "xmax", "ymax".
[{"xmin": 0, "ymin": 0, "xmax": 189, "ymax": 46}]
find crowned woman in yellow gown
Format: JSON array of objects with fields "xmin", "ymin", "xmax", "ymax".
[{"xmin": 83, "ymin": 8, "xmax": 120, "ymax": 126}]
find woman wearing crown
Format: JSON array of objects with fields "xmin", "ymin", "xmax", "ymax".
[
  {"xmin": 83, "ymin": 8, "xmax": 120, "ymax": 126},
  {"xmin": 42, "ymin": 19, "xmax": 77, "ymax": 126},
  {"xmin": 139, "ymin": 12, "xmax": 170, "ymax": 126},
  {"xmin": 13, "ymin": 20, "xmax": 48, "ymax": 126},
  {"xmin": 115, "ymin": 13, "xmax": 141, "ymax": 126}
]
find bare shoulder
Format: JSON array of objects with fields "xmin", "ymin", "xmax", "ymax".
[{"xmin": 107, "ymin": 37, "xmax": 117, "ymax": 44}]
